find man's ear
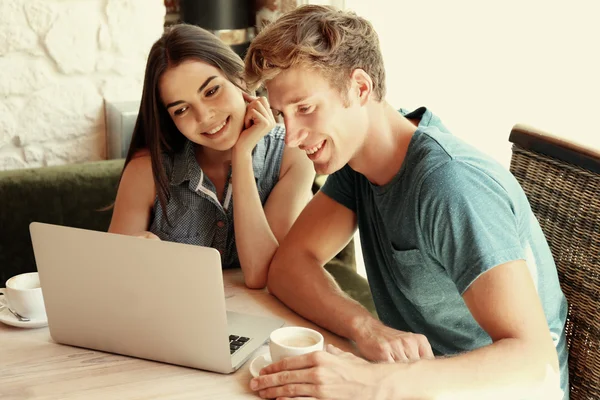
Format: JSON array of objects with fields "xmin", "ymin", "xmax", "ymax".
[{"xmin": 350, "ymin": 68, "xmax": 373, "ymax": 106}]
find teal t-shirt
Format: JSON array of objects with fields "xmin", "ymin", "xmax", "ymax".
[{"xmin": 321, "ymin": 107, "xmax": 569, "ymax": 397}]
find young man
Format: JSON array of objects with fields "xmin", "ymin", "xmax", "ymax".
[{"xmin": 244, "ymin": 5, "xmax": 568, "ymax": 399}]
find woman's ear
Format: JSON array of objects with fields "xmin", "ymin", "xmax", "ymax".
[
  {"xmin": 237, "ymin": 83, "xmax": 257, "ymax": 100},
  {"xmin": 350, "ymin": 68, "xmax": 373, "ymax": 106},
  {"xmin": 236, "ymin": 78, "xmax": 255, "ymax": 95}
]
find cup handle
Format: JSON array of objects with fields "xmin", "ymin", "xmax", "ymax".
[{"xmin": 0, "ymin": 288, "xmax": 6, "ymax": 308}]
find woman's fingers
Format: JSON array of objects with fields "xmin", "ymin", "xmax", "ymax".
[
  {"xmin": 246, "ymin": 96, "xmax": 271, "ymax": 117},
  {"xmin": 253, "ymin": 98, "xmax": 274, "ymax": 122},
  {"xmin": 242, "ymin": 91, "xmax": 257, "ymax": 103},
  {"xmin": 245, "ymin": 109, "xmax": 269, "ymax": 129}
]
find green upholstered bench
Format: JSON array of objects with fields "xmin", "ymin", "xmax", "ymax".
[
  {"xmin": 0, "ymin": 161, "xmax": 375, "ymax": 315},
  {"xmin": 0, "ymin": 160, "xmax": 124, "ymax": 286}
]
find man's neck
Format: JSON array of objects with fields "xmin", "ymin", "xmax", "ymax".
[{"xmin": 348, "ymin": 102, "xmax": 418, "ymax": 186}]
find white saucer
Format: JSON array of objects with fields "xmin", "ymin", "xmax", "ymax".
[
  {"xmin": 249, "ymin": 353, "xmax": 272, "ymax": 378},
  {"xmin": 0, "ymin": 307, "xmax": 48, "ymax": 329}
]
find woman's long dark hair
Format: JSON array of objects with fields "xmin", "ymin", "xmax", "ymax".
[{"xmin": 122, "ymin": 24, "xmax": 246, "ymax": 224}]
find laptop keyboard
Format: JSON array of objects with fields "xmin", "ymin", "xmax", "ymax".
[{"xmin": 229, "ymin": 335, "xmax": 250, "ymax": 355}]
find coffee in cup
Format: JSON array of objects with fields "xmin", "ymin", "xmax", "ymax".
[
  {"xmin": 278, "ymin": 336, "xmax": 320, "ymax": 348},
  {"xmin": 269, "ymin": 326, "xmax": 324, "ymax": 363},
  {"xmin": 0, "ymin": 272, "xmax": 47, "ymax": 320}
]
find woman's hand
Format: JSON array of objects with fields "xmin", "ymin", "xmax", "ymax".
[
  {"xmin": 132, "ymin": 231, "xmax": 161, "ymax": 240},
  {"xmin": 234, "ymin": 92, "xmax": 276, "ymax": 156}
]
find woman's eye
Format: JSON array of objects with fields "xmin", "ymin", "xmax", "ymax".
[
  {"xmin": 174, "ymin": 106, "xmax": 188, "ymax": 116},
  {"xmin": 205, "ymin": 86, "xmax": 220, "ymax": 97}
]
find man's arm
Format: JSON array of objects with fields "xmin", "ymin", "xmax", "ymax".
[
  {"xmin": 252, "ymin": 260, "xmax": 562, "ymax": 400},
  {"xmin": 269, "ymin": 192, "xmax": 432, "ymax": 362},
  {"xmin": 382, "ymin": 259, "xmax": 561, "ymax": 399},
  {"xmin": 268, "ymin": 191, "xmax": 368, "ymax": 339},
  {"xmin": 393, "ymin": 160, "xmax": 562, "ymax": 398}
]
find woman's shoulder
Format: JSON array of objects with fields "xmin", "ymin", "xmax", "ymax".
[
  {"xmin": 126, "ymin": 149, "xmax": 152, "ymax": 171},
  {"xmin": 119, "ymin": 150, "xmax": 155, "ymax": 198},
  {"xmin": 125, "ymin": 147, "xmax": 176, "ymax": 181},
  {"xmin": 265, "ymin": 124, "xmax": 286, "ymax": 142},
  {"xmin": 131, "ymin": 148, "xmax": 151, "ymax": 159},
  {"xmin": 257, "ymin": 124, "xmax": 286, "ymax": 159}
]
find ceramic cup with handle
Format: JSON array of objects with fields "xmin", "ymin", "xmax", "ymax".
[
  {"xmin": 0, "ymin": 272, "xmax": 47, "ymax": 320},
  {"xmin": 269, "ymin": 326, "xmax": 324, "ymax": 363}
]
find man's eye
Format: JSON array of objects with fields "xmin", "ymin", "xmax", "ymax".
[
  {"xmin": 272, "ymin": 110, "xmax": 284, "ymax": 122},
  {"xmin": 174, "ymin": 106, "xmax": 188, "ymax": 116},
  {"xmin": 206, "ymin": 86, "xmax": 220, "ymax": 97},
  {"xmin": 298, "ymin": 105, "xmax": 312, "ymax": 113}
]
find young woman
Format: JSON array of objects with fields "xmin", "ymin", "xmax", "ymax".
[{"xmin": 108, "ymin": 24, "xmax": 314, "ymax": 289}]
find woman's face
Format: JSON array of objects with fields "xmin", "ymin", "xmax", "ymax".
[{"xmin": 159, "ymin": 60, "xmax": 246, "ymax": 151}]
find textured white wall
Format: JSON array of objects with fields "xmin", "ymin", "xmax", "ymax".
[{"xmin": 0, "ymin": 0, "xmax": 165, "ymax": 170}]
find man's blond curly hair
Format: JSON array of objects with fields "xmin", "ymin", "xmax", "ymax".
[{"xmin": 245, "ymin": 5, "xmax": 386, "ymax": 102}]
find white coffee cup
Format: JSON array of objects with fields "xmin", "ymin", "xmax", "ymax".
[
  {"xmin": 269, "ymin": 326, "xmax": 324, "ymax": 363},
  {"xmin": 0, "ymin": 272, "xmax": 47, "ymax": 320}
]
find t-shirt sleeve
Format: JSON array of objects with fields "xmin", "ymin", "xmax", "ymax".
[
  {"xmin": 320, "ymin": 165, "xmax": 357, "ymax": 212},
  {"xmin": 418, "ymin": 160, "xmax": 526, "ymax": 294}
]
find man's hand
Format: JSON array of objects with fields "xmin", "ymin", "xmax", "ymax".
[
  {"xmin": 353, "ymin": 319, "xmax": 434, "ymax": 363},
  {"xmin": 250, "ymin": 344, "xmax": 390, "ymax": 400}
]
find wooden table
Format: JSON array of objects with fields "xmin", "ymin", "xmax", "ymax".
[{"xmin": 0, "ymin": 269, "xmax": 351, "ymax": 399}]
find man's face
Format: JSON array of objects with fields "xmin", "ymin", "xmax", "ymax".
[{"xmin": 266, "ymin": 67, "xmax": 368, "ymax": 175}]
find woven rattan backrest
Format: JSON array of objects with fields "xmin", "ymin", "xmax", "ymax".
[{"xmin": 509, "ymin": 124, "xmax": 600, "ymax": 400}]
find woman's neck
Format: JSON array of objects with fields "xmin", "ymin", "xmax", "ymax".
[{"xmin": 195, "ymin": 145, "xmax": 232, "ymax": 173}]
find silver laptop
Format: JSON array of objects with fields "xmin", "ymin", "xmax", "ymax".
[{"xmin": 29, "ymin": 222, "xmax": 284, "ymax": 374}]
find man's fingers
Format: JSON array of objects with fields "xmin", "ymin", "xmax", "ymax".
[
  {"xmin": 258, "ymin": 383, "xmax": 318, "ymax": 399},
  {"xmin": 398, "ymin": 341, "xmax": 420, "ymax": 362},
  {"xmin": 259, "ymin": 352, "xmax": 319, "ymax": 375},
  {"xmin": 277, "ymin": 398, "xmax": 318, "ymax": 400},
  {"xmin": 418, "ymin": 337, "xmax": 435, "ymax": 359},
  {"xmin": 390, "ymin": 350, "xmax": 407, "ymax": 363},
  {"xmin": 325, "ymin": 343, "xmax": 343, "ymax": 355},
  {"xmin": 378, "ymin": 344, "xmax": 396, "ymax": 363},
  {"xmin": 362, "ymin": 344, "xmax": 393, "ymax": 363},
  {"xmin": 252, "ymin": 368, "xmax": 317, "ymax": 392}
]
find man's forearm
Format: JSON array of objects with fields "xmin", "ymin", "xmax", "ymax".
[
  {"xmin": 383, "ymin": 338, "xmax": 561, "ymax": 400},
  {"xmin": 268, "ymin": 250, "xmax": 376, "ymax": 341}
]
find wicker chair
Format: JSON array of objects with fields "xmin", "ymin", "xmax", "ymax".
[{"xmin": 509, "ymin": 124, "xmax": 600, "ymax": 400}]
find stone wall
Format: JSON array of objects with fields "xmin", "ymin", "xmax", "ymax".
[{"xmin": 0, "ymin": 0, "xmax": 165, "ymax": 170}]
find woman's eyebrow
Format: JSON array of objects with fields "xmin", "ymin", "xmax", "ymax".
[{"xmin": 166, "ymin": 76, "xmax": 218, "ymax": 109}]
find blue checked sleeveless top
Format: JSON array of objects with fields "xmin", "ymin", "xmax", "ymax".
[{"xmin": 149, "ymin": 126, "xmax": 286, "ymax": 268}]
